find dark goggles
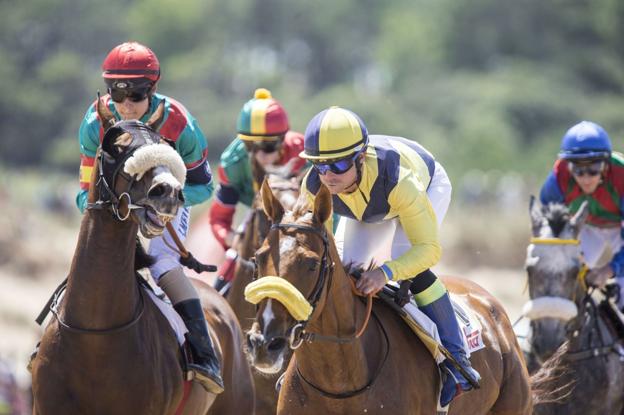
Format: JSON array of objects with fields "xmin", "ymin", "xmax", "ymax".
[
  {"xmin": 312, "ymin": 153, "xmax": 359, "ymax": 175},
  {"xmin": 108, "ymin": 86, "xmax": 151, "ymax": 103},
  {"xmin": 244, "ymin": 139, "xmax": 281, "ymax": 153},
  {"xmin": 105, "ymin": 79, "xmax": 153, "ymax": 103},
  {"xmin": 568, "ymin": 160, "xmax": 605, "ymax": 177}
]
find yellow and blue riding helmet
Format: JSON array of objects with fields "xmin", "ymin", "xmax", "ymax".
[
  {"xmin": 237, "ymin": 88, "xmax": 289, "ymax": 142},
  {"xmin": 300, "ymin": 106, "xmax": 368, "ymax": 161}
]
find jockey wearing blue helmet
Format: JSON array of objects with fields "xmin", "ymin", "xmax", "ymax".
[{"xmin": 541, "ymin": 121, "xmax": 624, "ymax": 308}]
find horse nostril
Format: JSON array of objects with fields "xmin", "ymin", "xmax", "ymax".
[
  {"xmin": 148, "ymin": 183, "xmax": 171, "ymax": 198},
  {"xmin": 268, "ymin": 337, "xmax": 287, "ymax": 352}
]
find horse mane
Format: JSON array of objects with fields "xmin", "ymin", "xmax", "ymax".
[
  {"xmin": 543, "ymin": 203, "xmax": 570, "ymax": 237},
  {"xmin": 530, "ymin": 341, "xmax": 575, "ymax": 405}
]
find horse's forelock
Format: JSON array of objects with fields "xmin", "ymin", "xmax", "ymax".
[{"xmin": 544, "ymin": 204, "xmax": 570, "ymax": 237}]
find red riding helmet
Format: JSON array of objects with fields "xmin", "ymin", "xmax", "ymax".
[{"xmin": 102, "ymin": 42, "xmax": 161, "ymax": 82}]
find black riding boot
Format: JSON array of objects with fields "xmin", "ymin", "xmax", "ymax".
[{"xmin": 174, "ymin": 299, "xmax": 225, "ymax": 394}]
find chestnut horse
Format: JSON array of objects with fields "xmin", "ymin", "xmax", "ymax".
[
  {"xmin": 31, "ymin": 102, "xmax": 254, "ymax": 414},
  {"xmin": 245, "ymin": 181, "xmax": 532, "ymax": 414},
  {"xmin": 226, "ymin": 173, "xmax": 300, "ymax": 415}
]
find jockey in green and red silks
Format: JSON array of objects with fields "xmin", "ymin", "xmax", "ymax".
[
  {"xmin": 208, "ymin": 89, "xmax": 307, "ymax": 284},
  {"xmin": 541, "ymin": 121, "xmax": 624, "ymax": 306},
  {"xmin": 75, "ymin": 41, "xmax": 223, "ymax": 394}
]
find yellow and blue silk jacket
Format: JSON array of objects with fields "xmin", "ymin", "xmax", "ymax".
[{"xmin": 302, "ymin": 135, "xmax": 441, "ymax": 281}]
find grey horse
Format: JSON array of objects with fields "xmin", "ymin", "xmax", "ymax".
[
  {"xmin": 522, "ymin": 197, "xmax": 588, "ymax": 371},
  {"xmin": 525, "ymin": 197, "xmax": 624, "ymax": 414}
]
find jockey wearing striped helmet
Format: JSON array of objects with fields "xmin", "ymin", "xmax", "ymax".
[{"xmin": 300, "ymin": 106, "xmax": 479, "ymax": 407}]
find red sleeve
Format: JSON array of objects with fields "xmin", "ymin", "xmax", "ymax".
[
  {"xmin": 209, "ymin": 200, "xmax": 236, "ymax": 249},
  {"xmin": 280, "ymin": 131, "xmax": 307, "ymax": 172}
]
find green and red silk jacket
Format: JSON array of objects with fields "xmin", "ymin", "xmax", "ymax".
[{"xmin": 76, "ymin": 93, "xmax": 213, "ymax": 212}]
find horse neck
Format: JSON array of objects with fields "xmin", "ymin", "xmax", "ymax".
[
  {"xmin": 62, "ymin": 209, "xmax": 139, "ymax": 330},
  {"xmin": 296, "ymin": 247, "xmax": 376, "ymax": 390}
]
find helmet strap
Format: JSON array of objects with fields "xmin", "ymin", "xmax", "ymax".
[{"xmin": 342, "ymin": 153, "xmax": 364, "ymax": 194}]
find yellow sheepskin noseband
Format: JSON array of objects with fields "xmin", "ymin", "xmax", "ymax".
[{"xmin": 244, "ymin": 276, "xmax": 313, "ymax": 321}]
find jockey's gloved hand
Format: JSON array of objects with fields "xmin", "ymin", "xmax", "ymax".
[
  {"xmin": 216, "ymin": 249, "xmax": 238, "ymax": 283},
  {"xmin": 586, "ymin": 264, "xmax": 614, "ymax": 288}
]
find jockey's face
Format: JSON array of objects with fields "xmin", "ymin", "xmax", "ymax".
[
  {"xmin": 569, "ymin": 160, "xmax": 605, "ymax": 195},
  {"xmin": 573, "ymin": 173, "xmax": 602, "ymax": 195},
  {"xmin": 113, "ymin": 95, "xmax": 150, "ymax": 121},
  {"xmin": 253, "ymin": 148, "xmax": 281, "ymax": 167},
  {"xmin": 317, "ymin": 159, "xmax": 359, "ymax": 195}
]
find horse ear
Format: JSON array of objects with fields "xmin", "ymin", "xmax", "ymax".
[
  {"xmin": 529, "ymin": 195, "xmax": 543, "ymax": 236},
  {"xmin": 96, "ymin": 92, "xmax": 117, "ymax": 131},
  {"xmin": 313, "ymin": 184, "xmax": 332, "ymax": 225},
  {"xmin": 261, "ymin": 177, "xmax": 284, "ymax": 223},
  {"xmin": 145, "ymin": 101, "xmax": 165, "ymax": 131},
  {"xmin": 570, "ymin": 201, "xmax": 589, "ymax": 232}
]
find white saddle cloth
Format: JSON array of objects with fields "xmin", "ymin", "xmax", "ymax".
[
  {"xmin": 144, "ymin": 287, "xmax": 188, "ymax": 345},
  {"xmin": 402, "ymin": 293, "xmax": 485, "ymax": 363}
]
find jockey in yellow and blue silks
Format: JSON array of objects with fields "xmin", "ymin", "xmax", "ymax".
[
  {"xmin": 299, "ymin": 107, "xmax": 480, "ymax": 407},
  {"xmin": 75, "ymin": 42, "xmax": 222, "ymax": 394}
]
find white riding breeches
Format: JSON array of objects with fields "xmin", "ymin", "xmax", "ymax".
[
  {"xmin": 579, "ymin": 224, "xmax": 624, "ymax": 307},
  {"xmin": 580, "ymin": 225, "xmax": 622, "ymax": 269},
  {"xmin": 148, "ymin": 206, "xmax": 191, "ymax": 281},
  {"xmin": 335, "ymin": 161, "xmax": 451, "ymax": 268}
]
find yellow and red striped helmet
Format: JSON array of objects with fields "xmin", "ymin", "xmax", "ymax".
[
  {"xmin": 237, "ymin": 88, "xmax": 289, "ymax": 141},
  {"xmin": 300, "ymin": 106, "xmax": 368, "ymax": 160}
]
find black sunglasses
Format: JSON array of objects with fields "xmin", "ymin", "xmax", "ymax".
[
  {"xmin": 568, "ymin": 161, "xmax": 605, "ymax": 177},
  {"xmin": 108, "ymin": 86, "xmax": 151, "ymax": 103},
  {"xmin": 312, "ymin": 153, "xmax": 359, "ymax": 175},
  {"xmin": 244, "ymin": 140, "xmax": 281, "ymax": 153}
]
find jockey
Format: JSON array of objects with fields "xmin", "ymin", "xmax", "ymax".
[
  {"xmin": 76, "ymin": 41, "xmax": 223, "ymax": 393},
  {"xmin": 540, "ymin": 121, "xmax": 624, "ymax": 306},
  {"xmin": 299, "ymin": 106, "xmax": 480, "ymax": 407},
  {"xmin": 209, "ymin": 88, "xmax": 307, "ymax": 286}
]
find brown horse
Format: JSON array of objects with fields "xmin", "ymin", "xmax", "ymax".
[
  {"xmin": 31, "ymin": 102, "xmax": 254, "ymax": 415},
  {"xmin": 226, "ymin": 173, "xmax": 300, "ymax": 415},
  {"xmin": 245, "ymin": 181, "xmax": 532, "ymax": 414}
]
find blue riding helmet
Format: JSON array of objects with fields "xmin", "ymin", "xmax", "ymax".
[{"xmin": 558, "ymin": 121, "xmax": 612, "ymax": 161}]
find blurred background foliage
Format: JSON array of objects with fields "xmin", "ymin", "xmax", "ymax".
[{"xmin": 1, "ymin": 0, "xmax": 624, "ymax": 266}]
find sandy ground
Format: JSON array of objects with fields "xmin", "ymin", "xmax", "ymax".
[{"xmin": 0, "ymin": 209, "xmax": 530, "ymax": 397}]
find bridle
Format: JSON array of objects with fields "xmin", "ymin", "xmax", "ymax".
[
  {"xmin": 261, "ymin": 222, "xmax": 334, "ymax": 349},
  {"xmin": 86, "ymin": 121, "xmax": 165, "ymax": 221},
  {"xmin": 563, "ymin": 289, "xmax": 623, "ymax": 362},
  {"xmin": 86, "ymin": 147, "xmax": 144, "ymax": 221},
  {"xmin": 255, "ymin": 221, "xmax": 390, "ymax": 399}
]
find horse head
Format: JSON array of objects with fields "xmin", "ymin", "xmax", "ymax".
[
  {"xmin": 88, "ymin": 98, "xmax": 185, "ymax": 238},
  {"xmin": 244, "ymin": 179, "xmax": 333, "ymax": 374},
  {"xmin": 524, "ymin": 196, "xmax": 589, "ymax": 362}
]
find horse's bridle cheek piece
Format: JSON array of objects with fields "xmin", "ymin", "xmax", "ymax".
[{"xmin": 87, "ymin": 146, "xmax": 144, "ymax": 221}]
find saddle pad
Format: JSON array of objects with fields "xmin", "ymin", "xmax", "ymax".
[
  {"xmin": 144, "ymin": 288, "xmax": 188, "ymax": 345},
  {"xmin": 401, "ymin": 294, "xmax": 485, "ymax": 363}
]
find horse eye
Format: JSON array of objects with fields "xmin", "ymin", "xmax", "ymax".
[{"xmin": 308, "ymin": 261, "xmax": 318, "ymax": 272}]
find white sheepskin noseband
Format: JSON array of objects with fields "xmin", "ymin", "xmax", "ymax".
[
  {"xmin": 521, "ymin": 296, "xmax": 578, "ymax": 322},
  {"xmin": 124, "ymin": 143, "xmax": 186, "ymax": 187}
]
